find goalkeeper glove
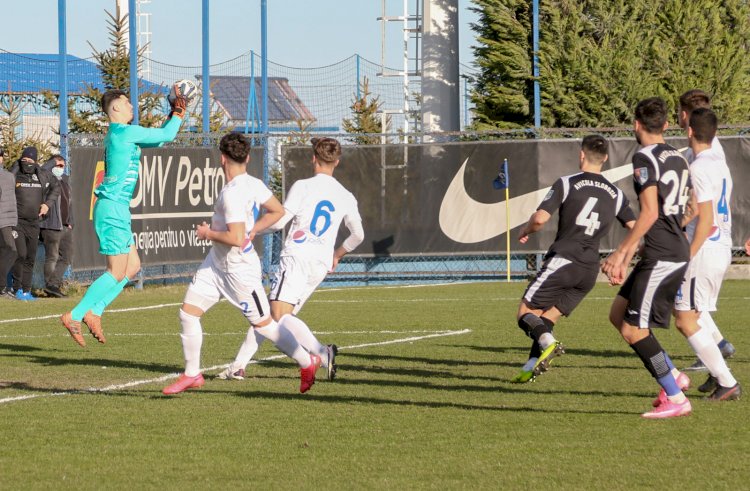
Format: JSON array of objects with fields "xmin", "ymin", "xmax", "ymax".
[{"xmin": 169, "ymin": 84, "xmax": 188, "ymax": 119}]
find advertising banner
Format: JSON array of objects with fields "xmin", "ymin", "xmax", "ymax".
[{"xmin": 282, "ymin": 137, "xmax": 749, "ymax": 256}]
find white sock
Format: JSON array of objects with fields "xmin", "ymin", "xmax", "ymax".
[
  {"xmin": 538, "ymin": 333, "xmax": 556, "ymax": 350},
  {"xmin": 179, "ymin": 309, "xmax": 203, "ymax": 377},
  {"xmin": 687, "ymin": 328, "xmax": 737, "ymax": 388},
  {"xmin": 255, "ymin": 320, "xmax": 311, "ymax": 368},
  {"xmin": 233, "ymin": 327, "xmax": 265, "ymax": 370},
  {"xmin": 278, "ymin": 314, "xmax": 328, "ymax": 365},
  {"xmin": 698, "ymin": 311, "xmax": 724, "ymax": 344},
  {"xmin": 522, "ymin": 357, "xmax": 538, "ymax": 371}
]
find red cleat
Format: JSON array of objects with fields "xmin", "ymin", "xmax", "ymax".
[
  {"xmin": 652, "ymin": 371, "xmax": 690, "ymax": 407},
  {"xmin": 642, "ymin": 398, "xmax": 692, "ymax": 419},
  {"xmin": 61, "ymin": 312, "xmax": 86, "ymax": 347},
  {"xmin": 300, "ymin": 354, "xmax": 321, "ymax": 393},
  {"xmin": 83, "ymin": 311, "xmax": 106, "ymax": 344},
  {"xmin": 162, "ymin": 373, "xmax": 205, "ymax": 395}
]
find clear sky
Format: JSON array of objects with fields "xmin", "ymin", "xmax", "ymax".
[{"xmin": 0, "ymin": 0, "xmax": 479, "ymax": 70}]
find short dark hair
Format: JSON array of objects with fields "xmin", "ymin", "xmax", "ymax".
[
  {"xmin": 0, "ymin": 148, "xmax": 4, "ymax": 157},
  {"xmin": 219, "ymin": 132, "xmax": 251, "ymax": 163},
  {"xmin": 635, "ymin": 97, "xmax": 668, "ymax": 134},
  {"xmin": 679, "ymin": 89, "xmax": 711, "ymax": 114},
  {"xmin": 101, "ymin": 89, "xmax": 127, "ymax": 114},
  {"xmin": 311, "ymin": 137, "xmax": 341, "ymax": 164},
  {"xmin": 50, "ymin": 154, "xmax": 65, "ymax": 163},
  {"xmin": 581, "ymin": 134, "xmax": 608, "ymax": 162},
  {"xmin": 689, "ymin": 107, "xmax": 718, "ymax": 144}
]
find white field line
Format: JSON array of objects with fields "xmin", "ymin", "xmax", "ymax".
[
  {"xmin": 0, "ymin": 328, "xmax": 471, "ymax": 406},
  {"xmin": 0, "ymin": 329, "xmax": 458, "ymax": 340}
]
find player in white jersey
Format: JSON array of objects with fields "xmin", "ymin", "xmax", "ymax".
[
  {"xmin": 218, "ymin": 137, "xmax": 364, "ymax": 382},
  {"xmin": 163, "ymin": 133, "xmax": 322, "ymax": 395},
  {"xmin": 667, "ymin": 107, "xmax": 740, "ymax": 401},
  {"xmin": 677, "ymin": 90, "xmax": 736, "ymax": 374}
]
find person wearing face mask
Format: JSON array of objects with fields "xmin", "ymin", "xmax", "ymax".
[
  {"xmin": 40, "ymin": 155, "xmax": 73, "ymax": 298},
  {"xmin": 10, "ymin": 146, "xmax": 60, "ymax": 301},
  {"xmin": 0, "ymin": 148, "xmax": 19, "ymax": 299}
]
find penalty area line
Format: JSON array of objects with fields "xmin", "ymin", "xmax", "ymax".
[{"xmin": 0, "ymin": 328, "xmax": 471, "ymax": 406}]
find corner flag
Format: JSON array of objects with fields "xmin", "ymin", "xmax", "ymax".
[{"xmin": 493, "ymin": 159, "xmax": 511, "ymax": 282}]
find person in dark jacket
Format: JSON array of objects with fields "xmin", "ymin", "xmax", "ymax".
[
  {"xmin": 0, "ymin": 148, "xmax": 19, "ymax": 299},
  {"xmin": 40, "ymin": 155, "xmax": 74, "ymax": 298},
  {"xmin": 10, "ymin": 146, "xmax": 60, "ymax": 301}
]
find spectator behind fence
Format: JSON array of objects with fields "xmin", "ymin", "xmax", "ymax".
[
  {"xmin": 10, "ymin": 146, "xmax": 60, "ymax": 301},
  {"xmin": 0, "ymin": 148, "xmax": 19, "ymax": 299},
  {"xmin": 40, "ymin": 155, "xmax": 74, "ymax": 298}
]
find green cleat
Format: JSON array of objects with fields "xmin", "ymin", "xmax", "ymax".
[
  {"xmin": 531, "ymin": 341, "xmax": 565, "ymax": 378},
  {"xmin": 510, "ymin": 369, "xmax": 535, "ymax": 383}
]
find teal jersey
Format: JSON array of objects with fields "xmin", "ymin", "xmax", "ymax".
[{"xmin": 96, "ymin": 116, "xmax": 182, "ymax": 204}]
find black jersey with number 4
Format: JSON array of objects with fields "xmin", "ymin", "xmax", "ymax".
[
  {"xmin": 538, "ymin": 171, "xmax": 635, "ymax": 267},
  {"xmin": 631, "ymin": 143, "xmax": 691, "ymax": 262}
]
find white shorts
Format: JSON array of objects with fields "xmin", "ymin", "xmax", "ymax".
[
  {"xmin": 674, "ymin": 246, "xmax": 731, "ymax": 312},
  {"xmin": 269, "ymin": 255, "xmax": 328, "ymax": 315},
  {"xmin": 183, "ymin": 254, "xmax": 271, "ymax": 325}
]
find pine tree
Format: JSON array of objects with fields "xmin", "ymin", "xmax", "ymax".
[
  {"xmin": 42, "ymin": 8, "xmax": 166, "ymax": 134},
  {"xmin": 0, "ymin": 95, "xmax": 54, "ymax": 166},
  {"xmin": 342, "ymin": 77, "xmax": 389, "ymax": 144},
  {"xmin": 470, "ymin": 0, "xmax": 750, "ymax": 128}
]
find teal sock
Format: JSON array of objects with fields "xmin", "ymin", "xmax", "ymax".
[
  {"xmin": 91, "ymin": 277, "xmax": 129, "ymax": 316},
  {"xmin": 71, "ymin": 272, "xmax": 120, "ymax": 321}
]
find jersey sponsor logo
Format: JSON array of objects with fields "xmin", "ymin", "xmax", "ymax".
[
  {"xmin": 634, "ymin": 167, "xmax": 649, "ymax": 185},
  {"xmin": 627, "ymin": 308, "xmax": 639, "ymax": 316},
  {"xmin": 292, "ymin": 230, "xmax": 307, "ymax": 244},
  {"xmin": 438, "ymin": 158, "xmax": 633, "ymax": 244},
  {"xmin": 89, "ymin": 160, "xmax": 106, "ymax": 220}
]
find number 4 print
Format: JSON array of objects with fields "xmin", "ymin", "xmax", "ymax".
[{"xmin": 576, "ymin": 197, "xmax": 601, "ymax": 236}]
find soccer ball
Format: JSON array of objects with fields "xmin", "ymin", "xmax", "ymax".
[{"xmin": 168, "ymin": 79, "xmax": 198, "ymax": 104}]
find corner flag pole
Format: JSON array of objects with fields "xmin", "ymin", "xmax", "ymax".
[{"xmin": 503, "ymin": 158, "xmax": 511, "ymax": 282}]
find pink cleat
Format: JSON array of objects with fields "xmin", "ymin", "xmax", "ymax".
[
  {"xmin": 652, "ymin": 372, "xmax": 690, "ymax": 407},
  {"xmin": 642, "ymin": 398, "xmax": 692, "ymax": 419},
  {"xmin": 162, "ymin": 373, "xmax": 205, "ymax": 395},
  {"xmin": 300, "ymin": 354, "xmax": 322, "ymax": 394}
]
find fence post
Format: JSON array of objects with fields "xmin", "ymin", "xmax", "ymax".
[
  {"xmin": 202, "ymin": 0, "xmax": 210, "ymax": 135},
  {"xmin": 57, "ymin": 0, "xmax": 69, "ymax": 160},
  {"xmin": 128, "ymin": 0, "xmax": 139, "ymax": 124}
]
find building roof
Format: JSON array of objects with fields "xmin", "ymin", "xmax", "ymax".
[
  {"xmin": 205, "ymin": 75, "xmax": 315, "ymax": 124},
  {"xmin": 0, "ymin": 51, "xmax": 165, "ymax": 95}
]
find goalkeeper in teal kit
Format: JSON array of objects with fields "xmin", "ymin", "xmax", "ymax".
[{"xmin": 61, "ymin": 88, "xmax": 188, "ymax": 347}]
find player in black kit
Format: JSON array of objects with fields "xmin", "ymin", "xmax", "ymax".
[
  {"xmin": 512, "ymin": 134, "xmax": 635, "ymax": 383},
  {"xmin": 602, "ymin": 97, "xmax": 694, "ymax": 419}
]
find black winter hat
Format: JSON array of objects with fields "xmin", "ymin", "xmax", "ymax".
[{"xmin": 21, "ymin": 146, "xmax": 38, "ymax": 163}]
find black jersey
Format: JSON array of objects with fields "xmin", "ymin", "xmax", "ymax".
[
  {"xmin": 631, "ymin": 143, "xmax": 691, "ymax": 262},
  {"xmin": 538, "ymin": 171, "xmax": 635, "ymax": 267}
]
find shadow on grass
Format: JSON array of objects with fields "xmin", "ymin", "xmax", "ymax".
[
  {"xmin": 228, "ymin": 389, "xmax": 638, "ymax": 416},
  {"xmin": 0, "ymin": 351, "xmax": 177, "ymax": 374},
  {"xmin": 0, "ymin": 343, "xmax": 46, "ymax": 353}
]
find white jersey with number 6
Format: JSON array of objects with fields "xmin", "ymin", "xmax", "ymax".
[
  {"xmin": 686, "ymin": 142, "xmax": 733, "ymax": 249},
  {"xmin": 281, "ymin": 174, "xmax": 362, "ymax": 269}
]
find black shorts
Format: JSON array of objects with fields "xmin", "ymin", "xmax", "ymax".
[
  {"xmin": 522, "ymin": 256, "xmax": 597, "ymax": 316},
  {"xmin": 618, "ymin": 258, "xmax": 688, "ymax": 329}
]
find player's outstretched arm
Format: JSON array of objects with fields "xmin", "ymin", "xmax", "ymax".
[
  {"xmin": 125, "ymin": 116, "xmax": 183, "ymax": 147},
  {"xmin": 602, "ymin": 186, "xmax": 658, "ymax": 282},
  {"xmin": 518, "ymin": 210, "xmax": 550, "ymax": 244},
  {"xmin": 332, "ymin": 216, "xmax": 365, "ymax": 271},
  {"xmin": 249, "ymin": 195, "xmax": 285, "ymax": 241}
]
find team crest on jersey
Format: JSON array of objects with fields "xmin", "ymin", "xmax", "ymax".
[
  {"xmin": 292, "ymin": 230, "xmax": 307, "ymax": 244},
  {"xmin": 542, "ymin": 188, "xmax": 554, "ymax": 202},
  {"xmin": 634, "ymin": 167, "xmax": 649, "ymax": 185}
]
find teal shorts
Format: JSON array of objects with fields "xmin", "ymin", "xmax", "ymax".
[{"xmin": 93, "ymin": 198, "xmax": 134, "ymax": 256}]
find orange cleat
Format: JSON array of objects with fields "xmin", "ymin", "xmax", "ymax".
[
  {"xmin": 300, "ymin": 354, "xmax": 322, "ymax": 394},
  {"xmin": 60, "ymin": 312, "xmax": 86, "ymax": 347},
  {"xmin": 83, "ymin": 311, "xmax": 106, "ymax": 344},
  {"xmin": 162, "ymin": 373, "xmax": 205, "ymax": 395}
]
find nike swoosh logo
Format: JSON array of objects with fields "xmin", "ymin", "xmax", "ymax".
[{"xmin": 438, "ymin": 158, "xmax": 634, "ymax": 244}]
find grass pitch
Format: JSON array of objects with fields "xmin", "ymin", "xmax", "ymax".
[{"xmin": 0, "ymin": 281, "xmax": 748, "ymax": 489}]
